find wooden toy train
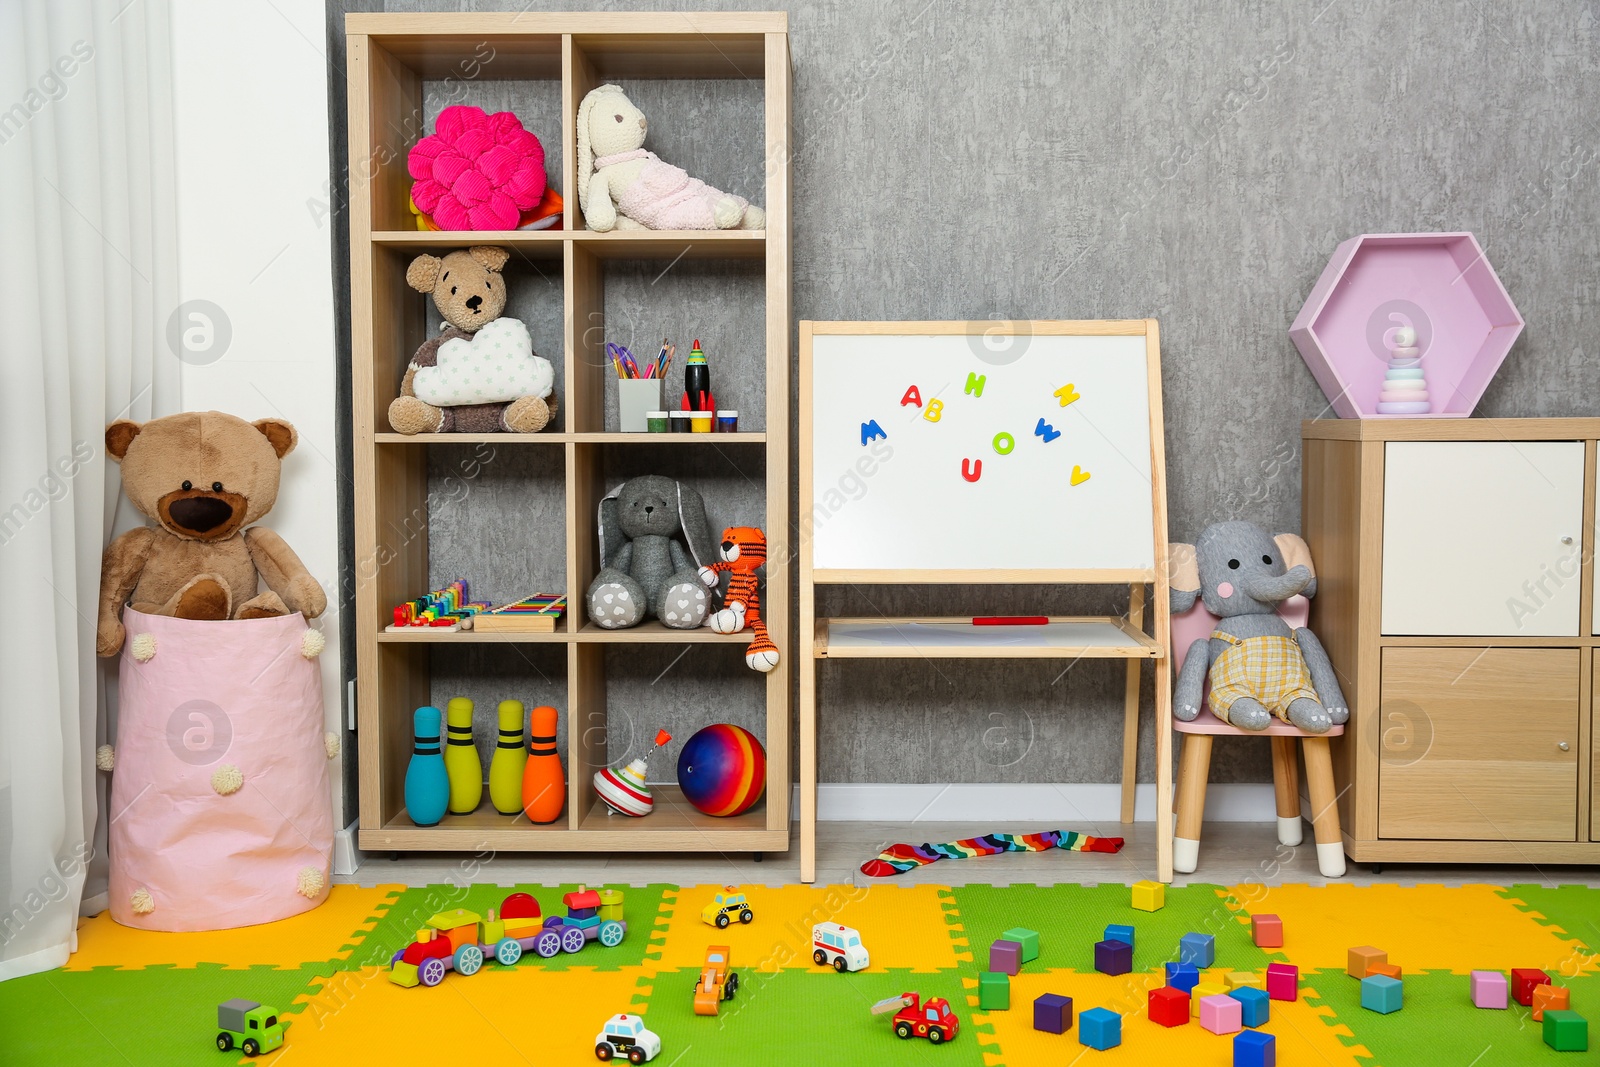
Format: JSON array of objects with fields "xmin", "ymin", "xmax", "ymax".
[{"xmin": 389, "ymin": 885, "xmax": 626, "ymax": 988}]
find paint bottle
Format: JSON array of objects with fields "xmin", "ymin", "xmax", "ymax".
[
  {"xmin": 684, "ymin": 340, "xmax": 711, "ymax": 411},
  {"xmin": 404, "ymin": 706, "xmax": 449, "ymax": 828},
  {"xmin": 488, "ymin": 700, "xmax": 528, "ymax": 816},
  {"xmin": 521, "ymin": 704, "xmax": 566, "ymax": 824},
  {"xmin": 444, "ymin": 696, "xmax": 482, "ymax": 815}
]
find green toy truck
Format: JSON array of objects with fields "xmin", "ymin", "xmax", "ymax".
[{"xmin": 215, "ymin": 998, "xmax": 284, "ymax": 1057}]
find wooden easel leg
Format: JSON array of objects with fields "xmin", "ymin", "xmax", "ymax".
[
  {"xmin": 800, "ymin": 645, "xmax": 818, "ymax": 884},
  {"xmin": 1154, "ymin": 655, "xmax": 1174, "ymax": 882},
  {"xmin": 1270, "ymin": 736, "xmax": 1303, "ymax": 846},
  {"xmin": 1119, "ymin": 583, "xmax": 1147, "ymax": 824}
]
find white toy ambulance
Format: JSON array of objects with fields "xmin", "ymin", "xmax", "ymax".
[{"xmin": 811, "ymin": 921, "xmax": 870, "ymax": 973}]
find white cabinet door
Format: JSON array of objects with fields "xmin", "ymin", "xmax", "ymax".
[{"xmin": 1382, "ymin": 441, "xmax": 1585, "ymax": 636}]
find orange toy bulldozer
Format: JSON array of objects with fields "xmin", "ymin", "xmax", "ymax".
[{"xmin": 693, "ymin": 945, "xmax": 740, "ymax": 1016}]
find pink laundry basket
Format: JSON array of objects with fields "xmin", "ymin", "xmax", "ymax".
[{"xmin": 108, "ymin": 607, "xmax": 332, "ymax": 931}]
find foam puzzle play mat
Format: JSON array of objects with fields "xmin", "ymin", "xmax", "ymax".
[{"xmin": 3, "ymin": 881, "xmax": 1595, "ymax": 1065}]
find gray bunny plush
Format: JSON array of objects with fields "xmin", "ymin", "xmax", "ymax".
[
  {"xmin": 587, "ymin": 475, "xmax": 717, "ymax": 629},
  {"xmin": 1170, "ymin": 520, "xmax": 1349, "ymax": 733}
]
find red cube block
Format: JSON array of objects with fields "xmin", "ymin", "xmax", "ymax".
[
  {"xmin": 1149, "ymin": 985, "xmax": 1189, "ymax": 1027},
  {"xmin": 1513, "ymin": 969, "xmax": 1552, "ymax": 1007},
  {"xmin": 1251, "ymin": 914, "xmax": 1283, "ymax": 948}
]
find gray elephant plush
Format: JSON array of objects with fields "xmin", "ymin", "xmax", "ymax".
[
  {"xmin": 586, "ymin": 475, "xmax": 718, "ymax": 629},
  {"xmin": 1170, "ymin": 520, "xmax": 1349, "ymax": 734}
]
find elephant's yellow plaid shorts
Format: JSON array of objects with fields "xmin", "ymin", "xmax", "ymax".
[{"xmin": 1207, "ymin": 631, "xmax": 1319, "ymax": 724}]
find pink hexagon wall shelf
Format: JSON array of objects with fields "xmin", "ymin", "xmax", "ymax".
[{"xmin": 1290, "ymin": 232, "xmax": 1524, "ymax": 418}]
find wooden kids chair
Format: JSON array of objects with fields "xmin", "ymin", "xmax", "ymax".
[{"xmin": 1169, "ymin": 553, "xmax": 1346, "ymax": 879}]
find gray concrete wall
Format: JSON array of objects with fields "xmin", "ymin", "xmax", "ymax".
[{"xmin": 335, "ymin": 0, "xmax": 1600, "ymax": 789}]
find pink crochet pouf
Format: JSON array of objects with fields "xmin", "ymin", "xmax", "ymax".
[{"xmin": 409, "ymin": 105, "xmax": 547, "ymax": 231}]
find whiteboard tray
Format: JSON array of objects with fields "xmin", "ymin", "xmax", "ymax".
[{"xmin": 813, "ymin": 617, "xmax": 1162, "ymax": 659}]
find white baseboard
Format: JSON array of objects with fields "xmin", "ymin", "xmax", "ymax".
[
  {"xmin": 793, "ymin": 783, "xmax": 1276, "ymax": 823},
  {"xmin": 332, "ymin": 818, "xmax": 363, "ymax": 876}
]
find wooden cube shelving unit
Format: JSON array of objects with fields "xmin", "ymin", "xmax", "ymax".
[{"xmin": 345, "ymin": 12, "xmax": 790, "ymax": 853}]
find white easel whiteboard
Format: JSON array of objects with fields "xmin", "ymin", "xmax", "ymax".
[{"xmin": 800, "ymin": 321, "xmax": 1164, "ymax": 579}]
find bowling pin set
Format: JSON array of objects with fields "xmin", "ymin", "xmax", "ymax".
[
  {"xmin": 1375, "ymin": 324, "xmax": 1431, "ymax": 414},
  {"xmin": 404, "ymin": 700, "xmax": 566, "ymax": 826}
]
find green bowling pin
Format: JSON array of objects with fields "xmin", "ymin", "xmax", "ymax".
[
  {"xmin": 488, "ymin": 700, "xmax": 528, "ymax": 816},
  {"xmin": 444, "ymin": 696, "xmax": 482, "ymax": 815}
]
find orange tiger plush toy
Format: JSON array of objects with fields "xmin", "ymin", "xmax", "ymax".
[{"xmin": 699, "ymin": 526, "xmax": 780, "ymax": 672}]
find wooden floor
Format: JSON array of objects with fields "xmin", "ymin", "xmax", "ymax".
[{"xmin": 340, "ymin": 821, "xmax": 1600, "ymax": 889}]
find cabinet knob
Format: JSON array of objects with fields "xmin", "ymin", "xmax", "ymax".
[
  {"xmin": 1561, "ymin": 536, "xmax": 1575, "ymax": 545},
  {"xmin": 1558, "ymin": 741, "xmax": 1571, "ymax": 751}
]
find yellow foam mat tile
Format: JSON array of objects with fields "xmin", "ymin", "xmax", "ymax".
[
  {"xmin": 291, "ymin": 963, "xmax": 644, "ymax": 1061},
  {"xmin": 1222, "ymin": 883, "xmax": 1598, "ymax": 975},
  {"xmin": 65, "ymin": 884, "xmax": 404, "ymax": 972},
  {"xmin": 969, "ymin": 969, "xmax": 1369, "ymax": 1066},
  {"xmin": 649, "ymin": 883, "xmax": 964, "ymax": 973}
]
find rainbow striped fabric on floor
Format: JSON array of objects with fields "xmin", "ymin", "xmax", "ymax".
[
  {"xmin": 2, "ymin": 881, "xmax": 1595, "ymax": 1065},
  {"xmin": 860, "ymin": 828, "xmax": 1125, "ymax": 877}
]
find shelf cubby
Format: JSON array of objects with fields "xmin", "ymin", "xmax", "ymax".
[{"xmin": 347, "ymin": 11, "xmax": 790, "ymax": 855}]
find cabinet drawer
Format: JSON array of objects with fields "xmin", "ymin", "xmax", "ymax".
[
  {"xmin": 1381, "ymin": 441, "xmax": 1585, "ymax": 636},
  {"xmin": 1379, "ymin": 647, "xmax": 1579, "ymax": 841}
]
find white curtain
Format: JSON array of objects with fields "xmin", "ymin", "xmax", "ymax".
[{"xmin": 0, "ymin": 0, "xmax": 179, "ymax": 980}]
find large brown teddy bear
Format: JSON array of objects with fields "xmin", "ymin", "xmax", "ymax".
[
  {"xmin": 96, "ymin": 410, "xmax": 327, "ymax": 657},
  {"xmin": 386, "ymin": 245, "xmax": 558, "ymax": 434}
]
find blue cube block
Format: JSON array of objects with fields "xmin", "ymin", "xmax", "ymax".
[
  {"xmin": 1361, "ymin": 974, "xmax": 1403, "ymax": 1014},
  {"xmin": 1104, "ymin": 923, "xmax": 1135, "ymax": 948},
  {"xmin": 1094, "ymin": 938, "xmax": 1133, "ymax": 976},
  {"xmin": 1229, "ymin": 986, "xmax": 1271, "ymax": 1028},
  {"xmin": 1166, "ymin": 962, "xmax": 1200, "ymax": 993},
  {"xmin": 1079, "ymin": 1007, "xmax": 1121, "ymax": 1051},
  {"xmin": 1234, "ymin": 1029, "xmax": 1276, "ymax": 1067},
  {"xmin": 1179, "ymin": 933, "xmax": 1216, "ymax": 968}
]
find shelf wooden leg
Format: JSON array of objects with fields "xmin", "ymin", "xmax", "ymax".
[
  {"xmin": 1301, "ymin": 736, "xmax": 1347, "ymax": 878},
  {"xmin": 1172, "ymin": 733, "xmax": 1210, "ymax": 875},
  {"xmin": 1119, "ymin": 583, "xmax": 1146, "ymax": 824},
  {"xmin": 1270, "ymin": 736, "xmax": 1303, "ymax": 846}
]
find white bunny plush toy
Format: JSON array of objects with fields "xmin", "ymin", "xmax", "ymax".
[{"xmin": 576, "ymin": 84, "xmax": 765, "ymax": 232}]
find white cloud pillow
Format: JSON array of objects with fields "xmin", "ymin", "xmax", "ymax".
[{"xmin": 413, "ymin": 317, "xmax": 554, "ymax": 406}]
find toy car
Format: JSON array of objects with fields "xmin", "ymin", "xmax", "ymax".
[
  {"xmin": 215, "ymin": 998, "xmax": 285, "ymax": 1057},
  {"xmin": 594, "ymin": 1013, "xmax": 661, "ymax": 1063},
  {"xmin": 812, "ymin": 921, "xmax": 870, "ymax": 973},
  {"xmin": 701, "ymin": 887, "xmax": 754, "ymax": 929},
  {"xmin": 878, "ymin": 992, "xmax": 959, "ymax": 1044},
  {"xmin": 693, "ymin": 945, "xmax": 740, "ymax": 1015}
]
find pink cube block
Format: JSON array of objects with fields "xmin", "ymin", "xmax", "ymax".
[
  {"xmin": 1472, "ymin": 970, "xmax": 1508, "ymax": 1009},
  {"xmin": 1200, "ymin": 993, "xmax": 1243, "ymax": 1035},
  {"xmin": 989, "ymin": 939, "xmax": 1022, "ymax": 976},
  {"xmin": 1265, "ymin": 963, "xmax": 1299, "ymax": 1002}
]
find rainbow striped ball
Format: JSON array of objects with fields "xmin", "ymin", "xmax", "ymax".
[{"xmin": 677, "ymin": 724, "xmax": 766, "ymax": 817}]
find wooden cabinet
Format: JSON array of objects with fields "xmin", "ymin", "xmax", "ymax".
[{"xmin": 1303, "ymin": 419, "xmax": 1600, "ymax": 865}]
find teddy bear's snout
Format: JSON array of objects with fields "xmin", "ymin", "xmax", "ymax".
[
  {"xmin": 159, "ymin": 489, "xmax": 246, "ymax": 540},
  {"xmin": 465, "ymin": 294, "xmax": 483, "ymax": 312}
]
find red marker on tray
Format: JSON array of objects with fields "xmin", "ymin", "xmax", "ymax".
[{"xmin": 973, "ymin": 616, "xmax": 1049, "ymax": 626}]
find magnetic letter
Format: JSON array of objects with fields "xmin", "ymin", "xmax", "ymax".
[
  {"xmin": 900, "ymin": 385, "xmax": 923, "ymax": 408},
  {"xmin": 992, "ymin": 432, "xmax": 1015, "ymax": 455},
  {"xmin": 1054, "ymin": 383, "xmax": 1081, "ymax": 406},
  {"xmin": 924, "ymin": 398, "xmax": 945, "ymax": 423},
  {"xmin": 962, "ymin": 458, "xmax": 983, "ymax": 482},
  {"xmin": 965, "ymin": 372, "xmax": 987, "ymax": 397},
  {"xmin": 1034, "ymin": 417, "xmax": 1061, "ymax": 443},
  {"xmin": 860, "ymin": 419, "xmax": 887, "ymax": 446}
]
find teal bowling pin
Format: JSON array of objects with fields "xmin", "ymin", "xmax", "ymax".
[
  {"xmin": 445, "ymin": 696, "xmax": 483, "ymax": 815},
  {"xmin": 404, "ymin": 705, "xmax": 449, "ymax": 827}
]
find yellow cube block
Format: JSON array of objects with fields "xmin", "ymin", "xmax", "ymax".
[
  {"xmin": 1191, "ymin": 982, "xmax": 1227, "ymax": 1016},
  {"xmin": 1131, "ymin": 880, "xmax": 1166, "ymax": 912},
  {"xmin": 1226, "ymin": 971, "xmax": 1262, "ymax": 990}
]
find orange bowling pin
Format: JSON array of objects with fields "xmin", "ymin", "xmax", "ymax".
[{"xmin": 521, "ymin": 705, "xmax": 565, "ymax": 823}]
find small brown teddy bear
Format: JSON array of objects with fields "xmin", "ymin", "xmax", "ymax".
[
  {"xmin": 96, "ymin": 410, "xmax": 327, "ymax": 657},
  {"xmin": 387, "ymin": 245, "xmax": 558, "ymax": 434}
]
